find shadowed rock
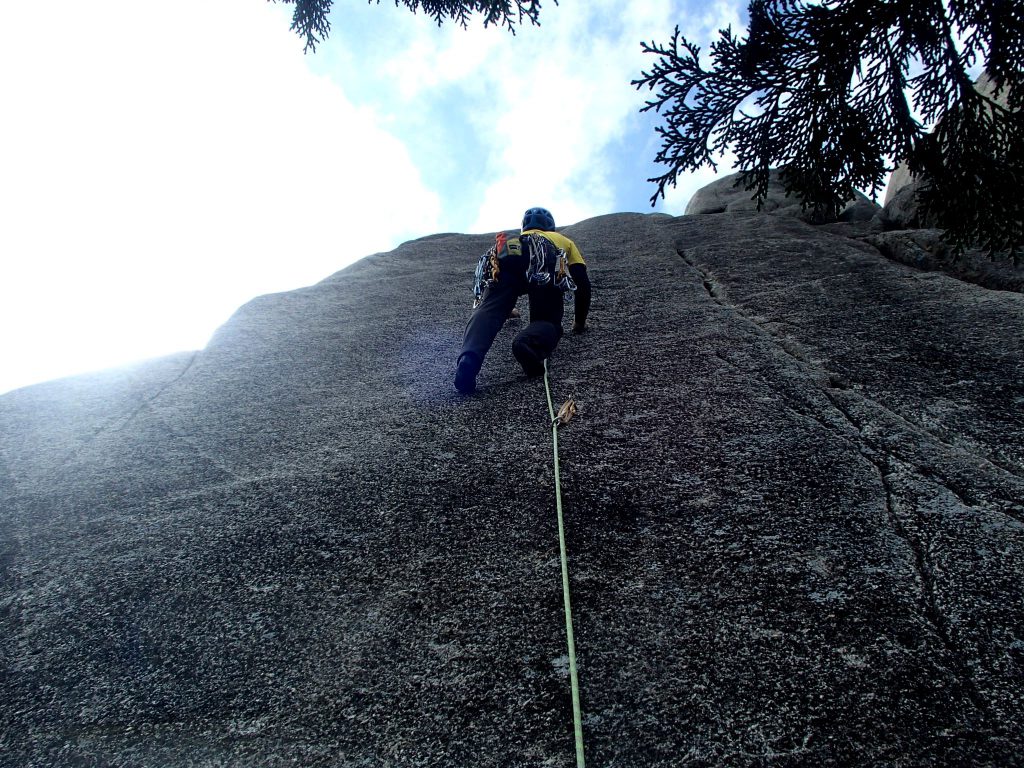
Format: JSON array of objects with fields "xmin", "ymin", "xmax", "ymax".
[{"xmin": 2, "ymin": 211, "xmax": 1023, "ymax": 766}]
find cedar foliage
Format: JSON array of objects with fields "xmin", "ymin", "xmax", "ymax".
[
  {"xmin": 274, "ymin": 0, "xmax": 549, "ymax": 52},
  {"xmin": 634, "ymin": 0, "xmax": 1024, "ymax": 258}
]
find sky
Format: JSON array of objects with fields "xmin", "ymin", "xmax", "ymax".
[{"xmin": 0, "ymin": 0, "xmax": 747, "ymax": 395}]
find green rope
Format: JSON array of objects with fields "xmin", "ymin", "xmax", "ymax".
[{"xmin": 543, "ymin": 358, "xmax": 586, "ymax": 768}]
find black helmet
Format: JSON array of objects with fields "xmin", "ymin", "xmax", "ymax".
[{"xmin": 522, "ymin": 207, "xmax": 555, "ymax": 231}]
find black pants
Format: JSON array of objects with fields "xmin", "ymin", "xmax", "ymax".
[{"xmin": 459, "ymin": 252, "xmax": 563, "ymax": 369}]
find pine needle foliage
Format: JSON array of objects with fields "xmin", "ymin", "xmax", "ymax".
[
  {"xmin": 273, "ymin": 0, "xmax": 550, "ymax": 52},
  {"xmin": 634, "ymin": 0, "xmax": 1024, "ymax": 258}
]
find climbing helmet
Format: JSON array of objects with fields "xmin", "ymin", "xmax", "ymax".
[{"xmin": 522, "ymin": 207, "xmax": 555, "ymax": 231}]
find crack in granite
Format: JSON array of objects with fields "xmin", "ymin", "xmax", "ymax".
[{"xmin": 681, "ymin": 246, "xmax": 1016, "ymax": 723}]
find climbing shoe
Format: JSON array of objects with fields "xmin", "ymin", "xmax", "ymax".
[
  {"xmin": 455, "ymin": 353, "xmax": 481, "ymax": 394},
  {"xmin": 512, "ymin": 339, "xmax": 545, "ymax": 379}
]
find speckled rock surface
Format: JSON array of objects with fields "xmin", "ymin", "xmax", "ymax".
[{"xmin": 2, "ymin": 211, "xmax": 1023, "ymax": 766}]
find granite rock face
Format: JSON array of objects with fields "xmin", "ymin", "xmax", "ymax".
[{"xmin": 2, "ymin": 210, "xmax": 1023, "ymax": 767}]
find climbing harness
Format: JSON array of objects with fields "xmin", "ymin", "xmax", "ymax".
[{"xmin": 543, "ymin": 358, "xmax": 585, "ymax": 768}]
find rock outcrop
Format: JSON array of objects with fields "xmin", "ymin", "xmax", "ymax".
[
  {"xmin": 2, "ymin": 209, "xmax": 1023, "ymax": 766},
  {"xmin": 879, "ymin": 70, "xmax": 1020, "ymax": 261},
  {"xmin": 687, "ymin": 165, "xmax": 1024, "ymax": 293},
  {"xmin": 883, "ymin": 72, "xmax": 1012, "ymax": 208},
  {"xmin": 685, "ymin": 168, "xmax": 880, "ymax": 223}
]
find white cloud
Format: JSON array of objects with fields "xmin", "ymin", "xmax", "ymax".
[
  {"xmin": 382, "ymin": 19, "xmax": 502, "ymax": 99},
  {"xmin": 351, "ymin": 1, "xmax": 689, "ymax": 232},
  {"xmin": 687, "ymin": 0, "xmax": 746, "ymax": 43},
  {"xmin": 0, "ymin": 0, "xmax": 440, "ymax": 394},
  {"xmin": 306, "ymin": 0, "xmax": 749, "ymax": 227},
  {"xmin": 458, "ymin": 0, "xmax": 747, "ymax": 229},
  {"xmin": 467, "ymin": 1, "xmax": 681, "ymax": 230}
]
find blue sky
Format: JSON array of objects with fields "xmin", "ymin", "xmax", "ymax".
[{"xmin": 0, "ymin": 0, "xmax": 747, "ymax": 395}]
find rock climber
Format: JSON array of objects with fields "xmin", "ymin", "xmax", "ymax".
[{"xmin": 455, "ymin": 207, "xmax": 591, "ymax": 394}]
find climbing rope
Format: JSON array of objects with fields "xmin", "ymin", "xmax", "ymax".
[{"xmin": 542, "ymin": 358, "xmax": 586, "ymax": 768}]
